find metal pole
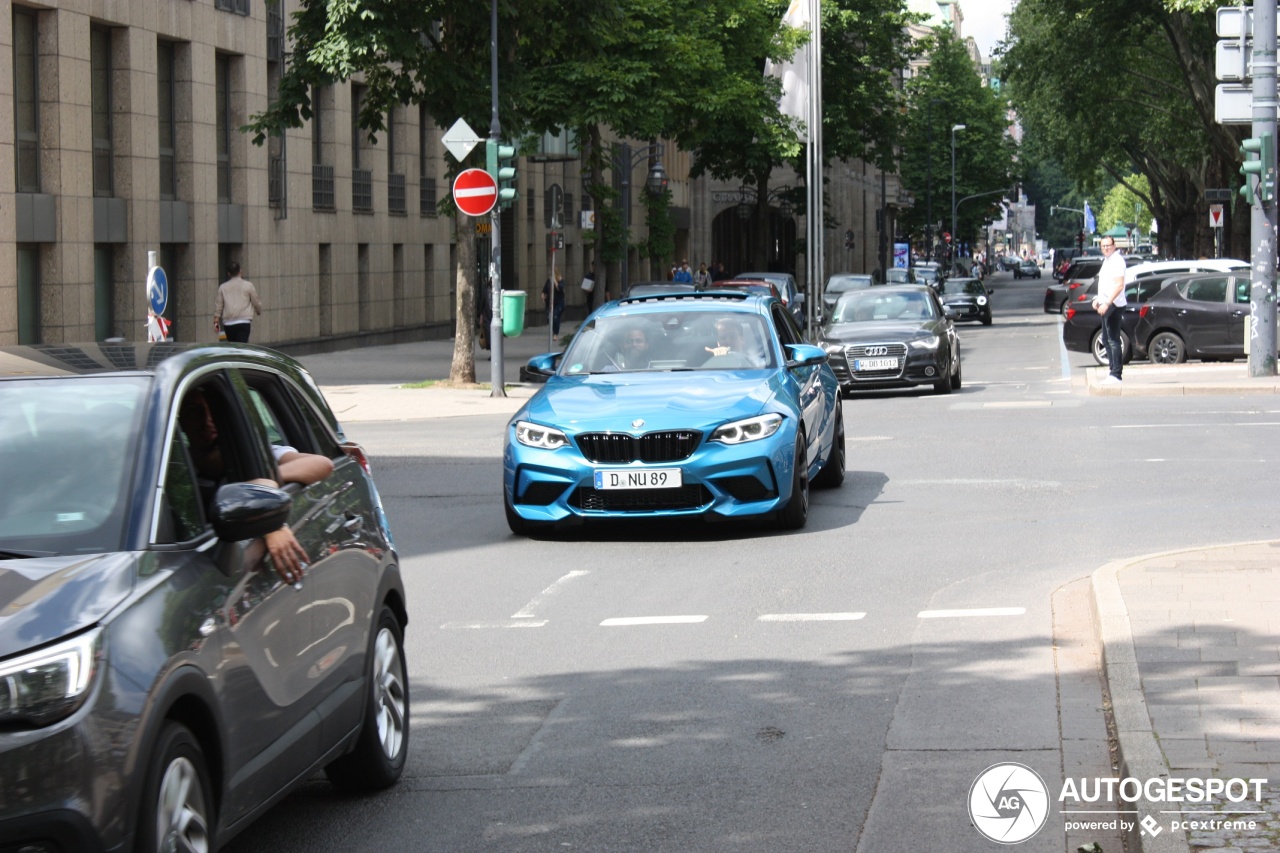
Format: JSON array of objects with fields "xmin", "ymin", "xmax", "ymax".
[
  {"xmin": 950, "ymin": 127, "xmax": 958, "ymax": 260},
  {"xmin": 487, "ymin": 0, "xmax": 505, "ymax": 396},
  {"xmin": 620, "ymin": 143, "xmax": 631, "ymax": 294},
  {"xmin": 1251, "ymin": 0, "xmax": 1278, "ymax": 376},
  {"xmin": 811, "ymin": 0, "xmax": 823, "ymax": 336},
  {"xmin": 548, "ymin": 238, "xmax": 556, "ymax": 350},
  {"xmin": 926, "ymin": 104, "xmax": 933, "ymax": 263}
]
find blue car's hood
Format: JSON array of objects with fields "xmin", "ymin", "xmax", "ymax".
[
  {"xmin": 0, "ymin": 552, "xmax": 135, "ymax": 653},
  {"xmin": 522, "ymin": 372, "xmax": 778, "ymax": 432}
]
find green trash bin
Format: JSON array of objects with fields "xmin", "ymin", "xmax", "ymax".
[{"xmin": 502, "ymin": 290, "xmax": 526, "ymax": 337}]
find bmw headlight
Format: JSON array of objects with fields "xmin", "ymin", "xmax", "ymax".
[
  {"xmin": 0, "ymin": 627, "xmax": 103, "ymax": 728},
  {"xmin": 977, "ymin": 296, "xmax": 988, "ymax": 306},
  {"xmin": 710, "ymin": 413, "xmax": 784, "ymax": 444},
  {"xmin": 515, "ymin": 421, "xmax": 570, "ymax": 450},
  {"xmin": 909, "ymin": 335, "xmax": 941, "ymax": 350}
]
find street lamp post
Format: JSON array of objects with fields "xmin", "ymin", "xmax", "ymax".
[
  {"xmin": 950, "ymin": 124, "xmax": 966, "ymax": 265},
  {"xmin": 616, "ymin": 142, "xmax": 668, "ymax": 295},
  {"xmin": 926, "ymin": 99, "xmax": 943, "ymax": 262}
]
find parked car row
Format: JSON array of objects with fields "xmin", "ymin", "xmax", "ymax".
[
  {"xmin": 1062, "ymin": 270, "xmax": 1258, "ymax": 365},
  {"xmin": 1045, "ymin": 257, "xmax": 1247, "ymax": 314}
]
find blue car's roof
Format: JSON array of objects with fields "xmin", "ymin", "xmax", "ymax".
[{"xmin": 609, "ymin": 291, "xmax": 773, "ymax": 315}]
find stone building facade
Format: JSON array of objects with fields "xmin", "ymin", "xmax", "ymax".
[{"xmin": 0, "ymin": 0, "xmax": 892, "ymax": 349}]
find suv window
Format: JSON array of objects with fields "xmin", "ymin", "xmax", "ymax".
[
  {"xmin": 1183, "ymin": 277, "xmax": 1228, "ymax": 303},
  {"xmin": 1234, "ymin": 277, "xmax": 1251, "ymax": 304},
  {"xmin": 1064, "ymin": 260, "xmax": 1102, "ymax": 279}
]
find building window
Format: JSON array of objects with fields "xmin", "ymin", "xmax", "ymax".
[
  {"xmin": 17, "ymin": 244, "xmax": 40, "ymax": 344},
  {"xmin": 387, "ymin": 106, "xmax": 405, "ymax": 214},
  {"xmin": 13, "ymin": 8, "xmax": 40, "ymax": 194},
  {"xmin": 158, "ymin": 41, "xmax": 176, "ymax": 200},
  {"xmin": 267, "ymin": 7, "xmax": 286, "ymax": 215},
  {"xmin": 215, "ymin": 54, "xmax": 232, "ymax": 203},
  {"xmin": 215, "ymin": 0, "xmax": 250, "ymax": 15},
  {"xmin": 94, "ymin": 245, "xmax": 114, "ymax": 340},
  {"xmin": 91, "ymin": 27, "xmax": 113, "ymax": 197},
  {"xmin": 351, "ymin": 84, "xmax": 372, "ymax": 212},
  {"xmin": 419, "ymin": 103, "xmax": 436, "ymax": 216}
]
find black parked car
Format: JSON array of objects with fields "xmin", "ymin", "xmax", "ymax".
[
  {"xmin": 1133, "ymin": 272, "xmax": 1253, "ymax": 363},
  {"xmin": 820, "ymin": 285, "xmax": 962, "ymax": 395},
  {"xmin": 1061, "ymin": 275, "xmax": 1178, "ymax": 364},
  {"xmin": 0, "ymin": 343, "xmax": 407, "ymax": 853},
  {"xmin": 937, "ymin": 276, "xmax": 993, "ymax": 325}
]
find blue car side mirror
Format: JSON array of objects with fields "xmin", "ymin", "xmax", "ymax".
[{"xmin": 784, "ymin": 344, "xmax": 828, "ymax": 368}]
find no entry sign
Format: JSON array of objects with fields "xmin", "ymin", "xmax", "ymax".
[{"xmin": 453, "ymin": 168, "xmax": 498, "ymax": 217}]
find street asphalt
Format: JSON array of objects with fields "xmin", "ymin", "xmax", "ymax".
[{"xmin": 297, "ymin": 329, "xmax": 1280, "ymax": 853}]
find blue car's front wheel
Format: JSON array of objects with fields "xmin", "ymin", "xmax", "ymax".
[{"xmin": 777, "ymin": 437, "xmax": 809, "ymax": 530}]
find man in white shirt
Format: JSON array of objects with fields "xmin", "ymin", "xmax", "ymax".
[{"xmin": 1092, "ymin": 237, "xmax": 1127, "ymax": 383}]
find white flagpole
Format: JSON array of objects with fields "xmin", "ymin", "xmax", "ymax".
[{"xmin": 811, "ymin": 0, "xmax": 823, "ymax": 336}]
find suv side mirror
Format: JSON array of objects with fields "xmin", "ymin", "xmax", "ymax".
[{"xmin": 212, "ymin": 482, "xmax": 293, "ymax": 542}]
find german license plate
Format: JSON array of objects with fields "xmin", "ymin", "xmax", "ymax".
[
  {"xmin": 594, "ymin": 468, "xmax": 683, "ymax": 490},
  {"xmin": 853, "ymin": 357, "xmax": 898, "ymax": 371}
]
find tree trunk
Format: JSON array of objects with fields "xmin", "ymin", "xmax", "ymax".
[{"xmin": 449, "ymin": 208, "xmax": 477, "ymax": 384}]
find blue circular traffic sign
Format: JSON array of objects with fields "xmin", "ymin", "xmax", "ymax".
[{"xmin": 147, "ymin": 267, "xmax": 168, "ymax": 316}]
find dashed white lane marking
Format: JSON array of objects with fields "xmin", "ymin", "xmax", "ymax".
[
  {"xmin": 917, "ymin": 607, "xmax": 1026, "ymax": 619},
  {"xmin": 512, "ymin": 569, "xmax": 590, "ymax": 619},
  {"xmin": 600, "ymin": 615, "xmax": 708, "ymax": 627},
  {"xmin": 1115, "ymin": 422, "xmax": 1280, "ymax": 429},
  {"xmin": 983, "ymin": 401, "xmax": 1052, "ymax": 408},
  {"xmin": 441, "ymin": 620, "xmax": 549, "ymax": 629},
  {"xmin": 758, "ymin": 612, "xmax": 866, "ymax": 622}
]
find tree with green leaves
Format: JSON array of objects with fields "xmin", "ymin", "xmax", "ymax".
[
  {"xmin": 1000, "ymin": 0, "xmax": 1244, "ymax": 258},
  {"xmin": 1098, "ymin": 175, "xmax": 1155, "ymax": 236},
  {"xmin": 899, "ymin": 28, "xmax": 1014, "ymax": 258}
]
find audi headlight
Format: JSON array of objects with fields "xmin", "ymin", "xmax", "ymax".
[
  {"xmin": 977, "ymin": 296, "xmax": 988, "ymax": 306},
  {"xmin": 0, "ymin": 627, "xmax": 103, "ymax": 728},
  {"xmin": 710, "ymin": 413, "xmax": 784, "ymax": 445},
  {"xmin": 515, "ymin": 421, "xmax": 570, "ymax": 450},
  {"xmin": 909, "ymin": 336, "xmax": 941, "ymax": 350},
  {"xmin": 819, "ymin": 341, "xmax": 843, "ymax": 354}
]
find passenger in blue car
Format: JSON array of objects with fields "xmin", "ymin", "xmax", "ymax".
[{"xmin": 705, "ymin": 318, "xmax": 764, "ymax": 367}]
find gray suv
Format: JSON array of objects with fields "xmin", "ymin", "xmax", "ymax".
[{"xmin": 0, "ymin": 342, "xmax": 407, "ymax": 852}]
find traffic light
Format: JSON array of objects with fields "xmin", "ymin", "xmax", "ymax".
[
  {"xmin": 1240, "ymin": 132, "xmax": 1274, "ymax": 204},
  {"xmin": 486, "ymin": 139, "xmax": 518, "ymax": 208}
]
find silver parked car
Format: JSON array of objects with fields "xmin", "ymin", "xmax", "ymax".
[{"xmin": 0, "ymin": 342, "xmax": 407, "ymax": 852}]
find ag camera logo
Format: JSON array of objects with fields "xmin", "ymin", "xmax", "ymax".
[{"xmin": 969, "ymin": 762, "xmax": 1050, "ymax": 844}]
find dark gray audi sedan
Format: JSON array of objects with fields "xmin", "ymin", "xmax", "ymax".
[{"xmin": 0, "ymin": 343, "xmax": 407, "ymax": 853}]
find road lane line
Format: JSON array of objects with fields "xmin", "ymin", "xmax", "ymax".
[
  {"xmin": 512, "ymin": 569, "xmax": 590, "ymax": 618},
  {"xmin": 758, "ymin": 612, "xmax": 866, "ymax": 622},
  {"xmin": 441, "ymin": 620, "xmax": 548, "ymax": 629},
  {"xmin": 600, "ymin": 615, "xmax": 708, "ymax": 627},
  {"xmin": 917, "ymin": 607, "xmax": 1026, "ymax": 619}
]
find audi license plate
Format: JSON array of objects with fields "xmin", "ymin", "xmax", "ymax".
[
  {"xmin": 853, "ymin": 357, "xmax": 898, "ymax": 371},
  {"xmin": 594, "ymin": 468, "xmax": 682, "ymax": 490}
]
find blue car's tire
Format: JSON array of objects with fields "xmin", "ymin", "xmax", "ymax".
[
  {"xmin": 812, "ymin": 407, "xmax": 845, "ymax": 490},
  {"xmin": 777, "ymin": 437, "xmax": 810, "ymax": 530}
]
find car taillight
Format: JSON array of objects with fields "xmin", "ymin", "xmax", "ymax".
[
  {"xmin": 1065, "ymin": 307, "xmax": 1076, "ymax": 320},
  {"xmin": 1139, "ymin": 305, "xmax": 1151, "ymax": 318},
  {"xmin": 1077, "ymin": 293, "xmax": 1090, "ymax": 301},
  {"xmin": 1068, "ymin": 282, "xmax": 1083, "ymax": 290},
  {"xmin": 341, "ymin": 441, "xmax": 372, "ymax": 475}
]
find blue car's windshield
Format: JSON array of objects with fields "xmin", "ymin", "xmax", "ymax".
[
  {"xmin": 0, "ymin": 377, "xmax": 148, "ymax": 555},
  {"xmin": 830, "ymin": 291, "xmax": 937, "ymax": 324},
  {"xmin": 562, "ymin": 311, "xmax": 777, "ymax": 374}
]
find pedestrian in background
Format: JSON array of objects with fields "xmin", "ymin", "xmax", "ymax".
[
  {"xmin": 693, "ymin": 262, "xmax": 713, "ymax": 289},
  {"xmin": 581, "ymin": 261, "xmax": 598, "ymax": 313},
  {"xmin": 712, "ymin": 261, "xmax": 729, "ymax": 282},
  {"xmin": 1092, "ymin": 236, "xmax": 1127, "ymax": 385},
  {"xmin": 673, "ymin": 260, "xmax": 693, "ymax": 283},
  {"xmin": 214, "ymin": 261, "xmax": 262, "ymax": 343},
  {"xmin": 542, "ymin": 271, "xmax": 567, "ymax": 341}
]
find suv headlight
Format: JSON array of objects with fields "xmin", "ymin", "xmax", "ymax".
[
  {"xmin": 515, "ymin": 421, "xmax": 570, "ymax": 450},
  {"xmin": 977, "ymin": 295, "xmax": 988, "ymax": 306},
  {"xmin": 909, "ymin": 336, "xmax": 941, "ymax": 350},
  {"xmin": 710, "ymin": 413, "xmax": 784, "ymax": 444},
  {"xmin": 0, "ymin": 627, "xmax": 103, "ymax": 727}
]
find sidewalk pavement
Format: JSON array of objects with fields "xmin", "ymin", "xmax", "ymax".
[
  {"xmin": 1093, "ymin": 543, "xmax": 1280, "ymax": 853},
  {"xmin": 300, "ymin": 338, "xmax": 1280, "ymax": 852}
]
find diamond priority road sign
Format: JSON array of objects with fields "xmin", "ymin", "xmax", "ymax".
[
  {"xmin": 441, "ymin": 118, "xmax": 482, "ymax": 163},
  {"xmin": 452, "ymin": 168, "xmax": 498, "ymax": 217}
]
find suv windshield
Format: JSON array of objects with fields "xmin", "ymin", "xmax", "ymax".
[
  {"xmin": 562, "ymin": 311, "xmax": 776, "ymax": 373},
  {"xmin": 0, "ymin": 377, "xmax": 148, "ymax": 555}
]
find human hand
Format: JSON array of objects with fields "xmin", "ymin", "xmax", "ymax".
[
  {"xmin": 264, "ymin": 525, "xmax": 308, "ymax": 584},
  {"xmin": 705, "ymin": 345, "xmax": 731, "ymax": 357}
]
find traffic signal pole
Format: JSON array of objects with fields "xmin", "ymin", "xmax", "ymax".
[
  {"xmin": 1251, "ymin": 0, "xmax": 1278, "ymax": 376},
  {"xmin": 487, "ymin": 0, "xmax": 506, "ymax": 397}
]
